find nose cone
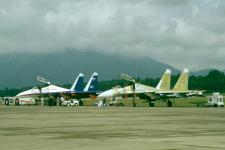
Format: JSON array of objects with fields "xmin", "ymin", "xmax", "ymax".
[
  {"xmin": 98, "ymin": 90, "xmax": 114, "ymax": 98},
  {"xmin": 16, "ymin": 88, "xmax": 39, "ymax": 97},
  {"xmin": 198, "ymin": 91, "xmax": 203, "ymax": 95}
]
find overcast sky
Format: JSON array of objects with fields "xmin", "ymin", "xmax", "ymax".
[{"xmin": 0, "ymin": 0, "xmax": 225, "ymax": 70}]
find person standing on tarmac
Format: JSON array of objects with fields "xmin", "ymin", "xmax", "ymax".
[{"xmin": 103, "ymin": 98, "xmax": 107, "ymax": 107}]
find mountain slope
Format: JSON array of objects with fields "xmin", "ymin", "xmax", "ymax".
[{"xmin": 0, "ymin": 51, "xmax": 179, "ymax": 89}]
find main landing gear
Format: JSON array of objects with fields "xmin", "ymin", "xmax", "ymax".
[{"xmin": 167, "ymin": 99, "xmax": 173, "ymax": 107}]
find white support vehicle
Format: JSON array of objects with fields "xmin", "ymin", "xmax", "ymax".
[
  {"xmin": 207, "ymin": 93, "xmax": 224, "ymax": 107},
  {"xmin": 62, "ymin": 99, "xmax": 79, "ymax": 106},
  {"xmin": 108, "ymin": 97, "xmax": 124, "ymax": 106},
  {"xmin": 4, "ymin": 97, "xmax": 35, "ymax": 106}
]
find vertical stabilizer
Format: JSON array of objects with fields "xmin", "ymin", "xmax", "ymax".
[
  {"xmin": 173, "ymin": 68, "xmax": 189, "ymax": 91},
  {"xmin": 84, "ymin": 72, "xmax": 98, "ymax": 92},
  {"xmin": 70, "ymin": 73, "xmax": 84, "ymax": 91},
  {"xmin": 156, "ymin": 69, "xmax": 171, "ymax": 90}
]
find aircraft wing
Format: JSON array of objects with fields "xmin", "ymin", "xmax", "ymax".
[
  {"xmin": 155, "ymin": 89, "xmax": 205, "ymax": 98},
  {"xmin": 60, "ymin": 91, "xmax": 98, "ymax": 100},
  {"xmin": 98, "ymin": 83, "xmax": 157, "ymax": 98}
]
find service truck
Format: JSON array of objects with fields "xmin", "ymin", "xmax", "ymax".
[
  {"xmin": 207, "ymin": 93, "xmax": 224, "ymax": 107},
  {"xmin": 4, "ymin": 97, "xmax": 35, "ymax": 106},
  {"xmin": 62, "ymin": 99, "xmax": 79, "ymax": 106}
]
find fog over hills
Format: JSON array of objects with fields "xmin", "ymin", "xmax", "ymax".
[{"xmin": 0, "ymin": 50, "xmax": 181, "ymax": 89}]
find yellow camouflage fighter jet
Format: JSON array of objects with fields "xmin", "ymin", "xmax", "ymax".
[
  {"xmin": 98, "ymin": 68, "xmax": 204, "ymax": 107},
  {"xmin": 155, "ymin": 68, "xmax": 205, "ymax": 106}
]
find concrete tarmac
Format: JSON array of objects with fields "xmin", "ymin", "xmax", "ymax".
[{"xmin": 0, "ymin": 106, "xmax": 225, "ymax": 150}]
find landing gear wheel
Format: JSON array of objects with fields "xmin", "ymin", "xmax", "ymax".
[
  {"xmin": 15, "ymin": 99, "xmax": 20, "ymax": 106},
  {"xmin": 5, "ymin": 99, "xmax": 9, "ymax": 105},
  {"xmin": 149, "ymin": 101, "xmax": 155, "ymax": 107},
  {"xmin": 167, "ymin": 100, "xmax": 173, "ymax": 107},
  {"xmin": 79, "ymin": 100, "xmax": 83, "ymax": 106},
  {"xmin": 213, "ymin": 104, "xmax": 218, "ymax": 107}
]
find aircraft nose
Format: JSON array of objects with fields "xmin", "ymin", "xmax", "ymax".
[{"xmin": 98, "ymin": 90, "xmax": 113, "ymax": 98}]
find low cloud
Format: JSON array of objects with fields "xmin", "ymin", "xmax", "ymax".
[{"xmin": 0, "ymin": 0, "xmax": 225, "ymax": 70}]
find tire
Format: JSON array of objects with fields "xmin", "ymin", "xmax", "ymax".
[
  {"xmin": 5, "ymin": 99, "xmax": 9, "ymax": 105},
  {"xmin": 167, "ymin": 100, "xmax": 173, "ymax": 107},
  {"xmin": 213, "ymin": 104, "xmax": 218, "ymax": 107},
  {"xmin": 221, "ymin": 105, "xmax": 224, "ymax": 108},
  {"xmin": 66, "ymin": 103, "xmax": 71, "ymax": 106},
  {"xmin": 149, "ymin": 101, "xmax": 155, "ymax": 107},
  {"xmin": 75, "ymin": 103, "xmax": 79, "ymax": 106},
  {"xmin": 79, "ymin": 100, "xmax": 83, "ymax": 106},
  {"xmin": 15, "ymin": 99, "xmax": 20, "ymax": 106}
]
